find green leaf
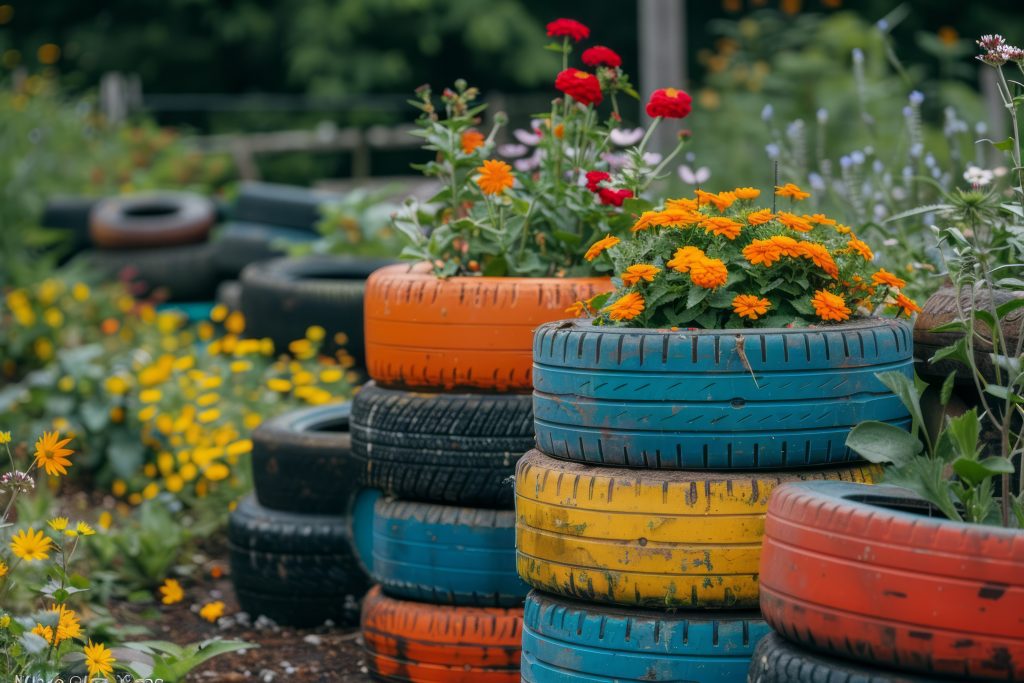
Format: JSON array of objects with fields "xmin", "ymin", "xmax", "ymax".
[
  {"xmin": 985, "ymin": 384, "xmax": 1024, "ymax": 404},
  {"xmin": 552, "ymin": 230, "xmax": 583, "ymax": 246},
  {"xmin": 952, "ymin": 456, "xmax": 1014, "ymax": 487},
  {"xmin": 686, "ymin": 286, "xmax": 710, "ymax": 309},
  {"xmin": 945, "ymin": 409, "xmax": 981, "ymax": 460},
  {"xmin": 874, "ymin": 371, "xmax": 928, "ymax": 439},
  {"xmin": 884, "ymin": 203, "xmax": 954, "ymax": 224},
  {"xmin": 883, "ymin": 458, "xmax": 962, "ymax": 522},
  {"xmin": 482, "ymin": 256, "xmax": 508, "ymax": 277},
  {"xmin": 940, "ymin": 372, "xmax": 956, "ymax": 406},
  {"xmin": 588, "ymin": 292, "xmax": 611, "ymax": 311},
  {"xmin": 995, "ymin": 297, "xmax": 1024, "ymax": 319},
  {"xmin": 931, "ymin": 337, "xmax": 969, "ymax": 367},
  {"xmin": 928, "ymin": 320, "xmax": 966, "ymax": 334},
  {"xmin": 993, "ymin": 136, "xmax": 1016, "ymax": 152},
  {"xmin": 845, "ymin": 421, "xmax": 922, "ymax": 465}
]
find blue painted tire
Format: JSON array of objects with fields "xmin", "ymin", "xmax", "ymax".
[
  {"xmin": 155, "ymin": 300, "xmax": 215, "ymax": 322},
  {"xmin": 532, "ymin": 318, "xmax": 912, "ymax": 469},
  {"xmin": 373, "ymin": 499, "xmax": 528, "ymax": 607},
  {"xmin": 522, "ymin": 591, "xmax": 770, "ymax": 682}
]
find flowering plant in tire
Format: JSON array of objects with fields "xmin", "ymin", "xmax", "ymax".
[
  {"xmin": 393, "ymin": 17, "xmax": 692, "ymax": 278},
  {"xmin": 574, "ymin": 184, "xmax": 919, "ymax": 328}
]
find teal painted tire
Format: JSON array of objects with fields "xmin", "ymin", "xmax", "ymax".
[
  {"xmin": 522, "ymin": 591, "xmax": 769, "ymax": 682},
  {"xmin": 532, "ymin": 319, "xmax": 912, "ymax": 469},
  {"xmin": 372, "ymin": 499, "xmax": 528, "ymax": 607}
]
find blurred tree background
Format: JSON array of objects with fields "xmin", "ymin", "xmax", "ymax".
[{"xmin": 1, "ymin": 0, "xmax": 1022, "ymax": 185}]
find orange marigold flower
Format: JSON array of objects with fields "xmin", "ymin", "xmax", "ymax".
[
  {"xmin": 733, "ymin": 187, "xmax": 761, "ymax": 200},
  {"xmin": 584, "ymin": 235, "xmax": 620, "ymax": 261},
  {"xmin": 708, "ymin": 191, "xmax": 737, "ymax": 211},
  {"xmin": 631, "ymin": 210, "xmax": 661, "ymax": 232},
  {"xmin": 769, "ymin": 234, "xmax": 802, "ymax": 257},
  {"xmin": 695, "ymin": 189, "xmax": 718, "ymax": 208},
  {"xmin": 689, "ymin": 258, "xmax": 729, "ymax": 289},
  {"xmin": 806, "ymin": 213, "xmax": 837, "ymax": 225},
  {"xmin": 654, "ymin": 210, "xmax": 702, "ymax": 228},
  {"xmin": 621, "ymin": 264, "xmax": 661, "ymax": 286},
  {"xmin": 701, "ymin": 216, "xmax": 742, "ymax": 240},
  {"xmin": 871, "ymin": 268, "xmax": 906, "ymax": 289},
  {"xmin": 811, "ymin": 290, "xmax": 851, "ymax": 322},
  {"xmin": 893, "ymin": 293, "xmax": 922, "ymax": 317},
  {"xmin": 775, "ymin": 183, "xmax": 811, "ymax": 200},
  {"xmin": 834, "ymin": 224, "xmax": 852, "ymax": 234},
  {"xmin": 474, "ymin": 159, "xmax": 514, "ymax": 195},
  {"xmin": 848, "ymin": 238, "xmax": 873, "ymax": 260},
  {"xmin": 776, "ymin": 211, "xmax": 814, "ymax": 233},
  {"xmin": 604, "ymin": 292, "xmax": 646, "ymax": 321},
  {"xmin": 565, "ymin": 301, "xmax": 588, "ymax": 317},
  {"xmin": 746, "ymin": 208, "xmax": 774, "ymax": 225},
  {"xmin": 553, "ymin": 123, "xmax": 565, "ymax": 139},
  {"xmin": 797, "ymin": 242, "xmax": 839, "ymax": 278},
  {"xmin": 666, "ymin": 246, "xmax": 707, "ymax": 273},
  {"xmin": 665, "ymin": 197, "xmax": 698, "ymax": 211},
  {"xmin": 732, "ymin": 294, "xmax": 771, "ymax": 320},
  {"xmin": 34, "ymin": 431, "xmax": 73, "ymax": 477},
  {"xmin": 743, "ymin": 239, "xmax": 783, "ymax": 267},
  {"xmin": 460, "ymin": 130, "xmax": 485, "ymax": 154}
]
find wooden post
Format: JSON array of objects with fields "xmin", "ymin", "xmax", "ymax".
[
  {"xmin": 100, "ymin": 72, "xmax": 129, "ymax": 124},
  {"xmin": 639, "ymin": 0, "xmax": 686, "ymax": 157}
]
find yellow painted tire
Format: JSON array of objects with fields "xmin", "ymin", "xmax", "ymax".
[{"xmin": 514, "ymin": 449, "xmax": 881, "ymax": 609}]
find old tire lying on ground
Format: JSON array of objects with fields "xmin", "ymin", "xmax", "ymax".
[
  {"xmin": 351, "ymin": 382, "xmax": 533, "ymax": 509},
  {"xmin": 73, "ymin": 242, "xmax": 220, "ymax": 301},
  {"xmin": 361, "ymin": 586, "xmax": 521, "ymax": 683},
  {"xmin": 372, "ymin": 498, "xmax": 528, "ymax": 607},
  {"xmin": 532, "ymin": 318, "xmax": 913, "ymax": 469},
  {"xmin": 759, "ymin": 481, "xmax": 1024, "ymax": 681},
  {"xmin": 215, "ymin": 280, "xmax": 242, "ymax": 310},
  {"xmin": 89, "ymin": 192, "xmax": 216, "ymax": 248},
  {"xmin": 232, "ymin": 181, "xmax": 333, "ymax": 231},
  {"xmin": 240, "ymin": 255, "xmax": 393, "ymax": 366},
  {"xmin": 42, "ymin": 196, "xmax": 101, "ymax": 257},
  {"xmin": 364, "ymin": 263, "xmax": 610, "ymax": 391},
  {"xmin": 227, "ymin": 495, "xmax": 370, "ymax": 627},
  {"xmin": 515, "ymin": 450, "xmax": 880, "ymax": 609},
  {"xmin": 747, "ymin": 633, "xmax": 940, "ymax": 683},
  {"xmin": 522, "ymin": 591, "xmax": 770, "ymax": 682},
  {"xmin": 210, "ymin": 221, "xmax": 317, "ymax": 277},
  {"xmin": 252, "ymin": 403, "xmax": 360, "ymax": 515}
]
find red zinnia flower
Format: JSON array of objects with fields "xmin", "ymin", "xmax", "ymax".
[
  {"xmin": 555, "ymin": 69, "xmax": 603, "ymax": 106},
  {"xmin": 582, "ymin": 46, "xmax": 622, "ymax": 68},
  {"xmin": 546, "ymin": 18, "xmax": 590, "ymax": 42},
  {"xmin": 598, "ymin": 188, "xmax": 634, "ymax": 206},
  {"xmin": 645, "ymin": 88, "xmax": 692, "ymax": 119},
  {"xmin": 585, "ymin": 170, "xmax": 611, "ymax": 192}
]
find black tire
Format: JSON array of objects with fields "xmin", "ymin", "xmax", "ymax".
[
  {"xmin": 251, "ymin": 403, "xmax": 360, "ymax": 515},
  {"xmin": 227, "ymin": 496, "xmax": 370, "ymax": 627},
  {"xmin": 42, "ymin": 196, "xmax": 99, "ymax": 257},
  {"xmin": 351, "ymin": 382, "xmax": 532, "ymax": 508},
  {"xmin": 72, "ymin": 242, "xmax": 220, "ymax": 302},
  {"xmin": 215, "ymin": 280, "xmax": 242, "ymax": 310},
  {"xmin": 209, "ymin": 221, "xmax": 316, "ymax": 278},
  {"xmin": 748, "ymin": 633, "xmax": 944, "ymax": 683},
  {"xmin": 240, "ymin": 255, "xmax": 394, "ymax": 367},
  {"xmin": 232, "ymin": 181, "xmax": 337, "ymax": 231},
  {"xmin": 234, "ymin": 587, "xmax": 359, "ymax": 628}
]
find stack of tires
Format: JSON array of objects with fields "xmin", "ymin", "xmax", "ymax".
[
  {"xmin": 515, "ymin": 320, "xmax": 914, "ymax": 682},
  {"xmin": 74, "ymin": 192, "xmax": 223, "ymax": 304},
  {"xmin": 353, "ymin": 264, "xmax": 609, "ymax": 682},
  {"xmin": 228, "ymin": 403, "xmax": 372, "ymax": 627},
  {"xmin": 751, "ymin": 480, "xmax": 1024, "ymax": 682}
]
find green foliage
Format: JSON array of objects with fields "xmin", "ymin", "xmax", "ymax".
[
  {"xmin": 293, "ymin": 188, "xmax": 405, "ymax": 258},
  {"xmin": 122, "ymin": 639, "xmax": 256, "ymax": 683}
]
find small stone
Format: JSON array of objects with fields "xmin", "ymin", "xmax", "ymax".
[{"xmin": 303, "ymin": 634, "xmax": 323, "ymax": 646}]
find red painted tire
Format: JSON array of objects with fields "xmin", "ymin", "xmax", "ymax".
[
  {"xmin": 759, "ymin": 481, "xmax": 1024, "ymax": 680},
  {"xmin": 361, "ymin": 586, "xmax": 521, "ymax": 682}
]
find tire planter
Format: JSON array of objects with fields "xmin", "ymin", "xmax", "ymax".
[
  {"xmin": 232, "ymin": 181, "xmax": 333, "ymax": 231},
  {"xmin": 522, "ymin": 591, "xmax": 770, "ymax": 682},
  {"xmin": 227, "ymin": 495, "xmax": 370, "ymax": 627},
  {"xmin": 89, "ymin": 191, "xmax": 216, "ymax": 248},
  {"xmin": 363, "ymin": 263, "xmax": 610, "ymax": 391},
  {"xmin": 351, "ymin": 382, "xmax": 534, "ymax": 508},
  {"xmin": 759, "ymin": 481, "xmax": 1024, "ymax": 681},
  {"xmin": 361, "ymin": 586, "xmax": 522, "ymax": 683},
  {"xmin": 42, "ymin": 195, "xmax": 99, "ymax": 257},
  {"xmin": 914, "ymin": 284, "xmax": 1024, "ymax": 384},
  {"xmin": 748, "ymin": 633, "xmax": 940, "ymax": 683},
  {"xmin": 154, "ymin": 301, "xmax": 215, "ymax": 322},
  {"xmin": 251, "ymin": 403, "xmax": 360, "ymax": 515},
  {"xmin": 515, "ymin": 449, "xmax": 881, "ymax": 609},
  {"xmin": 240, "ymin": 255, "xmax": 393, "ymax": 367},
  {"xmin": 532, "ymin": 318, "xmax": 913, "ymax": 469},
  {"xmin": 215, "ymin": 280, "xmax": 242, "ymax": 310},
  {"xmin": 372, "ymin": 498, "xmax": 528, "ymax": 607},
  {"xmin": 210, "ymin": 221, "xmax": 317, "ymax": 277},
  {"xmin": 73, "ymin": 242, "xmax": 221, "ymax": 302}
]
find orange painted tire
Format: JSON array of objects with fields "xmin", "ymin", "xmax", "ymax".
[
  {"xmin": 361, "ymin": 586, "xmax": 522, "ymax": 682},
  {"xmin": 759, "ymin": 481, "xmax": 1024, "ymax": 681},
  {"xmin": 363, "ymin": 263, "xmax": 610, "ymax": 391}
]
